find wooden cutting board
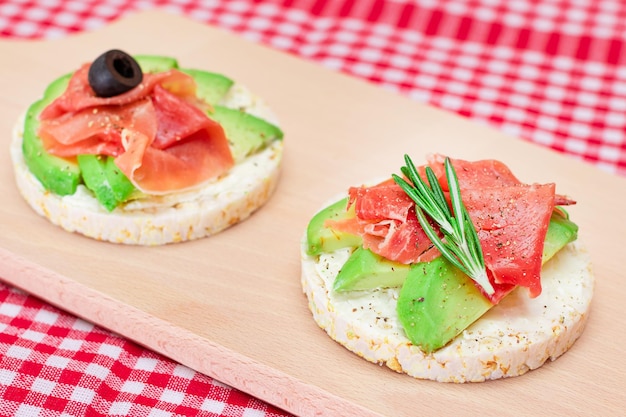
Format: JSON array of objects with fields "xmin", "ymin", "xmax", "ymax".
[{"xmin": 0, "ymin": 11, "xmax": 623, "ymax": 417}]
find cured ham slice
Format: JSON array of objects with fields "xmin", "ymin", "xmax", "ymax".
[
  {"xmin": 328, "ymin": 180, "xmax": 438, "ymax": 264},
  {"xmin": 464, "ymin": 183, "xmax": 556, "ymax": 302},
  {"xmin": 329, "ymin": 156, "xmax": 576, "ymax": 303},
  {"xmin": 38, "ymin": 100, "xmax": 149, "ymax": 157},
  {"xmin": 38, "ymin": 64, "xmax": 233, "ymax": 194},
  {"xmin": 39, "ymin": 65, "xmax": 196, "ymax": 119}
]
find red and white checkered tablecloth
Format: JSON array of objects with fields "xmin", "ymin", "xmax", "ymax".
[{"xmin": 1, "ymin": 0, "xmax": 624, "ymax": 416}]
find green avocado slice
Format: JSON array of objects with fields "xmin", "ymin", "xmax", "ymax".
[
  {"xmin": 333, "ymin": 247, "xmax": 410, "ymax": 292},
  {"xmin": 181, "ymin": 68, "xmax": 234, "ymax": 105},
  {"xmin": 306, "ymin": 197, "xmax": 362, "ymax": 256},
  {"xmin": 208, "ymin": 105, "xmax": 284, "ymax": 163},
  {"xmin": 77, "ymin": 154, "xmax": 136, "ymax": 212},
  {"xmin": 134, "ymin": 55, "xmax": 179, "ymax": 73},
  {"xmin": 22, "ymin": 74, "xmax": 80, "ymax": 196}
]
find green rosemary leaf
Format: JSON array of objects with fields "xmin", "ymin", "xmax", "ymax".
[
  {"xmin": 464, "ymin": 211, "xmax": 485, "ymax": 269},
  {"xmin": 414, "ymin": 205, "xmax": 469, "ymax": 275},
  {"xmin": 393, "ymin": 155, "xmax": 494, "ymax": 295},
  {"xmin": 425, "ymin": 167, "xmax": 449, "ymax": 217}
]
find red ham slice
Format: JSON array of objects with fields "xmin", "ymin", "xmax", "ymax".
[
  {"xmin": 328, "ymin": 180, "xmax": 438, "ymax": 264},
  {"xmin": 37, "ymin": 64, "xmax": 233, "ymax": 194},
  {"xmin": 39, "ymin": 65, "xmax": 196, "ymax": 119},
  {"xmin": 329, "ymin": 156, "xmax": 576, "ymax": 303}
]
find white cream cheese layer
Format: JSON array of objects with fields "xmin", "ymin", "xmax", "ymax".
[{"xmin": 301, "ymin": 239, "xmax": 594, "ymax": 382}]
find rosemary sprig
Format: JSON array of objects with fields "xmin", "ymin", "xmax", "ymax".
[{"xmin": 392, "ymin": 155, "xmax": 494, "ymax": 295}]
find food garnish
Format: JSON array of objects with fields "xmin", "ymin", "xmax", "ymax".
[
  {"xmin": 392, "ymin": 155, "xmax": 493, "ymax": 295},
  {"xmin": 88, "ymin": 49, "xmax": 143, "ymax": 97}
]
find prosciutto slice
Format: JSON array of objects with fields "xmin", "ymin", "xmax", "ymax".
[
  {"xmin": 329, "ymin": 155, "xmax": 576, "ymax": 303},
  {"xmin": 38, "ymin": 64, "xmax": 233, "ymax": 194},
  {"xmin": 328, "ymin": 180, "xmax": 438, "ymax": 264}
]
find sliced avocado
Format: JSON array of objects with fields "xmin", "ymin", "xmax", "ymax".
[
  {"xmin": 396, "ymin": 211, "xmax": 579, "ymax": 353},
  {"xmin": 333, "ymin": 247, "xmax": 410, "ymax": 292},
  {"xmin": 131, "ymin": 58, "xmax": 234, "ymax": 104},
  {"xmin": 542, "ymin": 209, "xmax": 578, "ymax": 262},
  {"xmin": 134, "ymin": 55, "xmax": 179, "ymax": 73},
  {"xmin": 44, "ymin": 72, "xmax": 72, "ymax": 99},
  {"xmin": 77, "ymin": 154, "xmax": 136, "ymax": 212},
  {"xmin": 181, "ymin": 68, "xmax": 234, "ymax": 105},
  {"xmin": 306, "ymin": 197, "xmax": 362, "ymax": 256},
  {"xmin": 103, "ymin": 156, "xmax": 137, "ymax": 203},
  {"xmin": 397, "ymin": 257, "xmax": 491, "ymax": 353},
  {"xmin": 208, "ymin": 105, "xmax": 284, "ymax": 163},
  {"xmin": 22, "ymin": 74, "xmax": 81, "ymax": 196}
]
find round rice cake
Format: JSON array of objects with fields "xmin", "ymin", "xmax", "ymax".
[
  {"xmin": 10, "ymin": 81, "xmax": 283, "ymax": 246},
  {"xmin": 300, "ymin": 233, "xmax": 594, "ymax": 383}
]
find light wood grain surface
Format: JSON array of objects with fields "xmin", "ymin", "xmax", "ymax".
[{"xmin": 0, "ymin": 11, "xmax": 623, "ymax": 417}]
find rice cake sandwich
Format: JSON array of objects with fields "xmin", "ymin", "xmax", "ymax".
[
  {"xmin": 301, "ymin": 154, "xmax": 594, "ymax": 382},
  {"xmin": 10, "ymin": 49, "xmax": 284, "ymax": 245}
]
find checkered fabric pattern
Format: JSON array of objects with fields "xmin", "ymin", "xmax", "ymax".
[
  {"xmin": 2, "ymin": 0, "xmax": 625, "ymax": 176},
  {"xmin": 0, "ymin": 0, "xmax": 624, "ymax": 416},
  {"xmin": 0, "ymin": 285, "xmax": 289, "ymax": 417}
]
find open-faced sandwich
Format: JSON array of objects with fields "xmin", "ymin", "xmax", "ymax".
[
  {"xmin": 10, "ymin": 49, "xmax": 284, "ymax": 245},
  {"xmin": 301, "ymin": 154, "xmax": 594, "ymax": 382}
]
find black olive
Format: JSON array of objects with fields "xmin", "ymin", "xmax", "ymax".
[{"xmin": 88, "ymin": 49, "xmax": 143, "ymax": 98}]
